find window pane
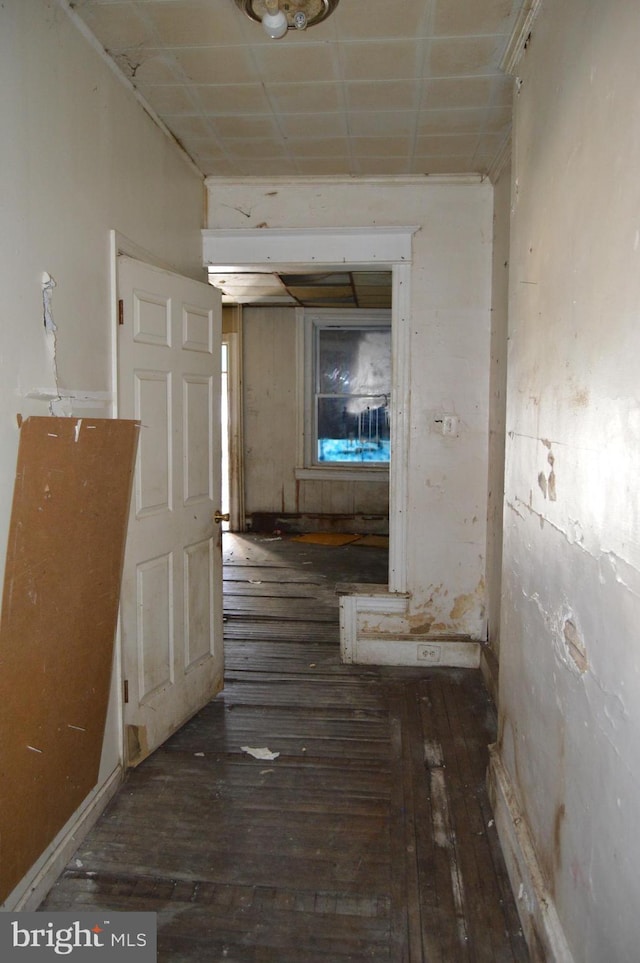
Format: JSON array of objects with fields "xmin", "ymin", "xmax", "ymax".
[
  {"xmin": 318, "ymin": 328, "xmax": 391, "ymax": 397},
  {"xmin": 317, "ymin": 396, "xmax": 390, "ymax": 464}
]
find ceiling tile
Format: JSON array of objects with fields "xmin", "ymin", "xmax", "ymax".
[
  {"xmin": 161, "ymin": 114, "xmax": 213, "ymax": 139},
  {"xmin": 484, "ymin": 105, "xmax": 513, "ymax": 133},
  {"xmin": 428, "ymin": 36, "xmax": 504, "ymax": 76},
  {"xmin": 417, "ymin": 108, "xmax": 487, "ymax": 135},
  {"xmin": 225, "ymin": 137, "xmax": 289, "ymax": 158},
  {"xmin": 191, "ymin": 154, "xmax": 237, "ymax": 176},
  {"xmin": 229, "ymin": 156, "xmax": 299, "ymax": 175},
  {"xmin": 278, "ymin": 113, "xmax": 348, "ymax": 139},
  {"xmin": 295, "ymin": 157, "xmax": 353, "ymax": 175},
  {"xmin": 265, "ymin": 82, "xmax": 343, "ymax": 114},
  {"xmin": 353, "ymin": 273, "xmax": 392, "ymax": 286},
  {"xmin": 174, "ymin": 45, "xmax": 260, "ymax": 84},
  {"xmin": 489, "ymin": 74, "xmax": 516, "ymax": 106},
  {"xmin": 415, "ymin": 133, "xmax": 480, "ymax": 156},
  {"xmin": 474, "ymin": 132, "xmax": 508, "ymax": 157},
  {"xmin": 211, "ymin": 115, "xmax": 281, "ymax": 138},
  {"xmin": 142, "ymin": 1, "xmax": 249, "ymax": 46},
  {"xmin": 433, "ymin": 0, "xmax": 516, "ymax": 37},
  {"xmin": 421, "ymin": 76, "xmax": 494, "ymax": 109},
  {"xmin": 288, "ymin": 285, "xmax": 353, "ymax": 300},
  {"xmin": 345, "ymin": 81, "xmax": 419, "ymax": 112},
  {"xmin": 335, "ymin": 0, "xmax": 431, "ymax": 40},
  {"xmin": 355, "ymin": 157, "xmax": 415, "ymax": 175},
  {"xmin": 135, "ymin": 84, "xmax": 195, "ymax": 113},
  {"xmin": 284, "ymin": 137, "xmax": 351, "ymax": 157},
  {"xmin": 351, "ymin": 136, "xmax": 412, "ymax": 157},
  {"xmin": 280, "ymin": 273, "xmax": 352, "ymax": 285},
  {"xmin": 210, "ymin": 273, "xmax": 289, "ymax": 297},
  {"xmin": 183, "ymin": 137, "xmax": 229, "ymax": 160},
  {"xmin": 340, "ymin": 40, "xmax": 421, "ymax": 82},
  {"xmin": 347, "ymin": 111, "xmax": 415, "ymax": 137},
  {"xmin": 251, "ymin": 42, "xmax": 339, "ymax": 84},
  {"xmin": 195, "ymin": 84, "xmax": 272, "ymax": 114}
]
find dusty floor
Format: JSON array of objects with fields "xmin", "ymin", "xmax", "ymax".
[{"xmin": 40, "ymin": 533, "xmax": 528, "ymax": 962}]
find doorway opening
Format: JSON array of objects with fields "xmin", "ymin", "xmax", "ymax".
[{"xmin": 202, "ymin": 225, "xmax": 414, "ymax": 595}]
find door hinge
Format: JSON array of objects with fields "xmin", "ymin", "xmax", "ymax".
[
  {"xmin": 118, "ymin": 299, "xmax": 124, "ymax": 326},
  {"xmin": 123, "ymin": 679, "xmax": 129, "ymax": 704}
]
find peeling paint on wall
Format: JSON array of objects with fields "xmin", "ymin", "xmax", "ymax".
[
  {"xmin": 562, "ymin": 619, "xmax": 587, "ymax": 674},
  {"xmin": 450, "ymin": 577, "xmax": 485, "ymax": 622},
  {"xmin": 547, "ymin": 452, "xmax": 557, "ymax": 501},
  {"xmin": 26, "ymin": 388, "xmax": 113, "ymax": 412},
  {"xmin": 41, "ymin": 272, "xmax": 65, "ymax": 416},
  {"xmin": 537, "ymin": 471, "xmax": 548, "ymax": 498}
]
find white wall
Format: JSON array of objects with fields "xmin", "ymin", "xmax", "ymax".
[
  {"xmin": 0, "ymin": 0, "xmax": 205, "ymax": 906},
  {"xmin": 207, "ymin": 177, "xmax": 493, "ymax": 641},
  {"xmin": 496, "ymin": 2, "xmax": 640, "ymax": 959}
]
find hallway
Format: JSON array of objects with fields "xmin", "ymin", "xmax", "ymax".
[{"xmin": 40, "ymin": 534, "xmax": 529, "ymax": 962}]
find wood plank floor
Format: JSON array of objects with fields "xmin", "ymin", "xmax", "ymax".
[{"xmin": 40, "ymin": 533, "xmax": 529, "ymax": 962}]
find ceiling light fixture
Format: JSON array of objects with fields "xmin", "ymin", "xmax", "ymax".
[{"xmin": 234, "ymin": 0, "xmax": 340, "ymax": 39}]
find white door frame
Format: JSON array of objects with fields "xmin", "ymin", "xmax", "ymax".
[
  {"xmin": 201, "ymin": 226, "xmax": 416, "ymax": 595},
  {"xmin": 221, "ymin": 306, "xmax": 245, "ymax": 533}
]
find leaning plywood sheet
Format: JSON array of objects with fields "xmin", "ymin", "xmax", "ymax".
[{"xmin": 0, "ymin": 416, "xmax": 139, "ymax": 903}]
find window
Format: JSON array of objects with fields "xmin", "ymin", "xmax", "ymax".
[{"xmin": 302, "ymin": 310, "xmax": 391, "ymax": 470}]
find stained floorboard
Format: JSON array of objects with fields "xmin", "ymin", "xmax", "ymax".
[{"xmin": 40, "ymin": 533, "xmax": 528, "ymax": 962}]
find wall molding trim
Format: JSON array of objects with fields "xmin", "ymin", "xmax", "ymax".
[
  {"xmin": 487, "ymin": 133, "xmax": 512, "ymax": 185},
  {"xmin": 337, "ymin": 588, "xmax": 480, "ymax": 668},
  {"xmin": 500, "ymin": 0, "xmax": 545, "ymax": 75},
  {"xmin": 6, "ymin": 767, "xmax": 123, "ymax": 911},
  {"xmin": 487, "ymin": 746, "xmax": 576, "ymax": 963},
  {"xmin": 202, "ymin": 226, "xmax": 418, "ymax": 272}
]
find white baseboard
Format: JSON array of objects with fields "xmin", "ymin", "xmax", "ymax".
[
  {"xmin": 5, "ymin": 767, "xmax": 123, "ymax": 911},
  {"xmin": 351, "ymin": 635, "xmax": 480, "ymax": 667},
  {"xmin": 487, "ymin": 746, "xmax": 575, "ymax": 963},
  {"xmin": 338, "ymin": 590, "xmax": 481, "ymax": 667}
]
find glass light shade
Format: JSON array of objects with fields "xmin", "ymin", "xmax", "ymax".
[{"xmin": 262, "ymin": 9, "xmax": 288, "ymax": 38}]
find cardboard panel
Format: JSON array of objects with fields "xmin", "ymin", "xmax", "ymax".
[{"xmin": 0, "ymin": 417, "xmax": 139, "ymax": 903}]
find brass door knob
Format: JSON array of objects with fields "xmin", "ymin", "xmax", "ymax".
[{"xmin": 213, "ymin": 510, "xmax": 230, "ymax": 524}]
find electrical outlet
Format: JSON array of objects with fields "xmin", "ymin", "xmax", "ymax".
[{"xmin": 418, "ymin": 643, "xmax": 442, "ymax": 663}]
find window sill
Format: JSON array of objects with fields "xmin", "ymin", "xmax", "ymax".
[{"xmin": 295, "ymin": 467, "xmax": 389, "ymax": 482}]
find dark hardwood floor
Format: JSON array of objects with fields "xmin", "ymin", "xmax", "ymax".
[{"xmin": 40, "ymin": 533, "xmax": 529, "ymax": 962}]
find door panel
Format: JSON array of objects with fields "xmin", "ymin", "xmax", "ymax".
[
  {"xmin": 135, "ymin": 370, "xmax": 172, "ymax": 515},
  {"xmin": 118, "ymin": 255, "xmax": 223, "ymax": 765},
  {"xmin": 184, "ymin": 538, "xmax": 215, "ymax": 666},
  {"xmin": 137, "ymin": 552, "xmax": 173, "ymax": 697},
  {"xmin": 184, "ymin": 375, "xmax": 213, "ymax": 502}
]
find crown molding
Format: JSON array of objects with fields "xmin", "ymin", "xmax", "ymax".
[
  {"xmin": 487, "ymin": 133, "xmax": 512, "ymax": 184},
  {"xmin": 500, "ymin": 0, "xmax": 545, "ymax": 75}
]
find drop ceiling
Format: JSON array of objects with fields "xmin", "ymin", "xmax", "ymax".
[
  {"xmin": 70, "ymin": 0, "xmax": 524, "ymax": 179},
  {"xmin": 69, "ymin": 0, "xmax": 527, "ymax": 306},
  {"xmin": 209, "ymin": 269, "xmax": 392, "ymax": 307}
]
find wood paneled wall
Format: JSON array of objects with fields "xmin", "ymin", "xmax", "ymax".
[{"xmin": 241, "ymin": 307, "xmax": 388, "ymax": 533}]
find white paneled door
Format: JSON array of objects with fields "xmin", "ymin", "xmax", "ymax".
[{"xmin": 117, "ymin": 255, "xmax": 223, "ymax": 765}]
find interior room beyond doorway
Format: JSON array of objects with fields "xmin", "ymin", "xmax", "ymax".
[{"xmin": 216, "ymin": 270, "xmax": 392, "ymax": 542}]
